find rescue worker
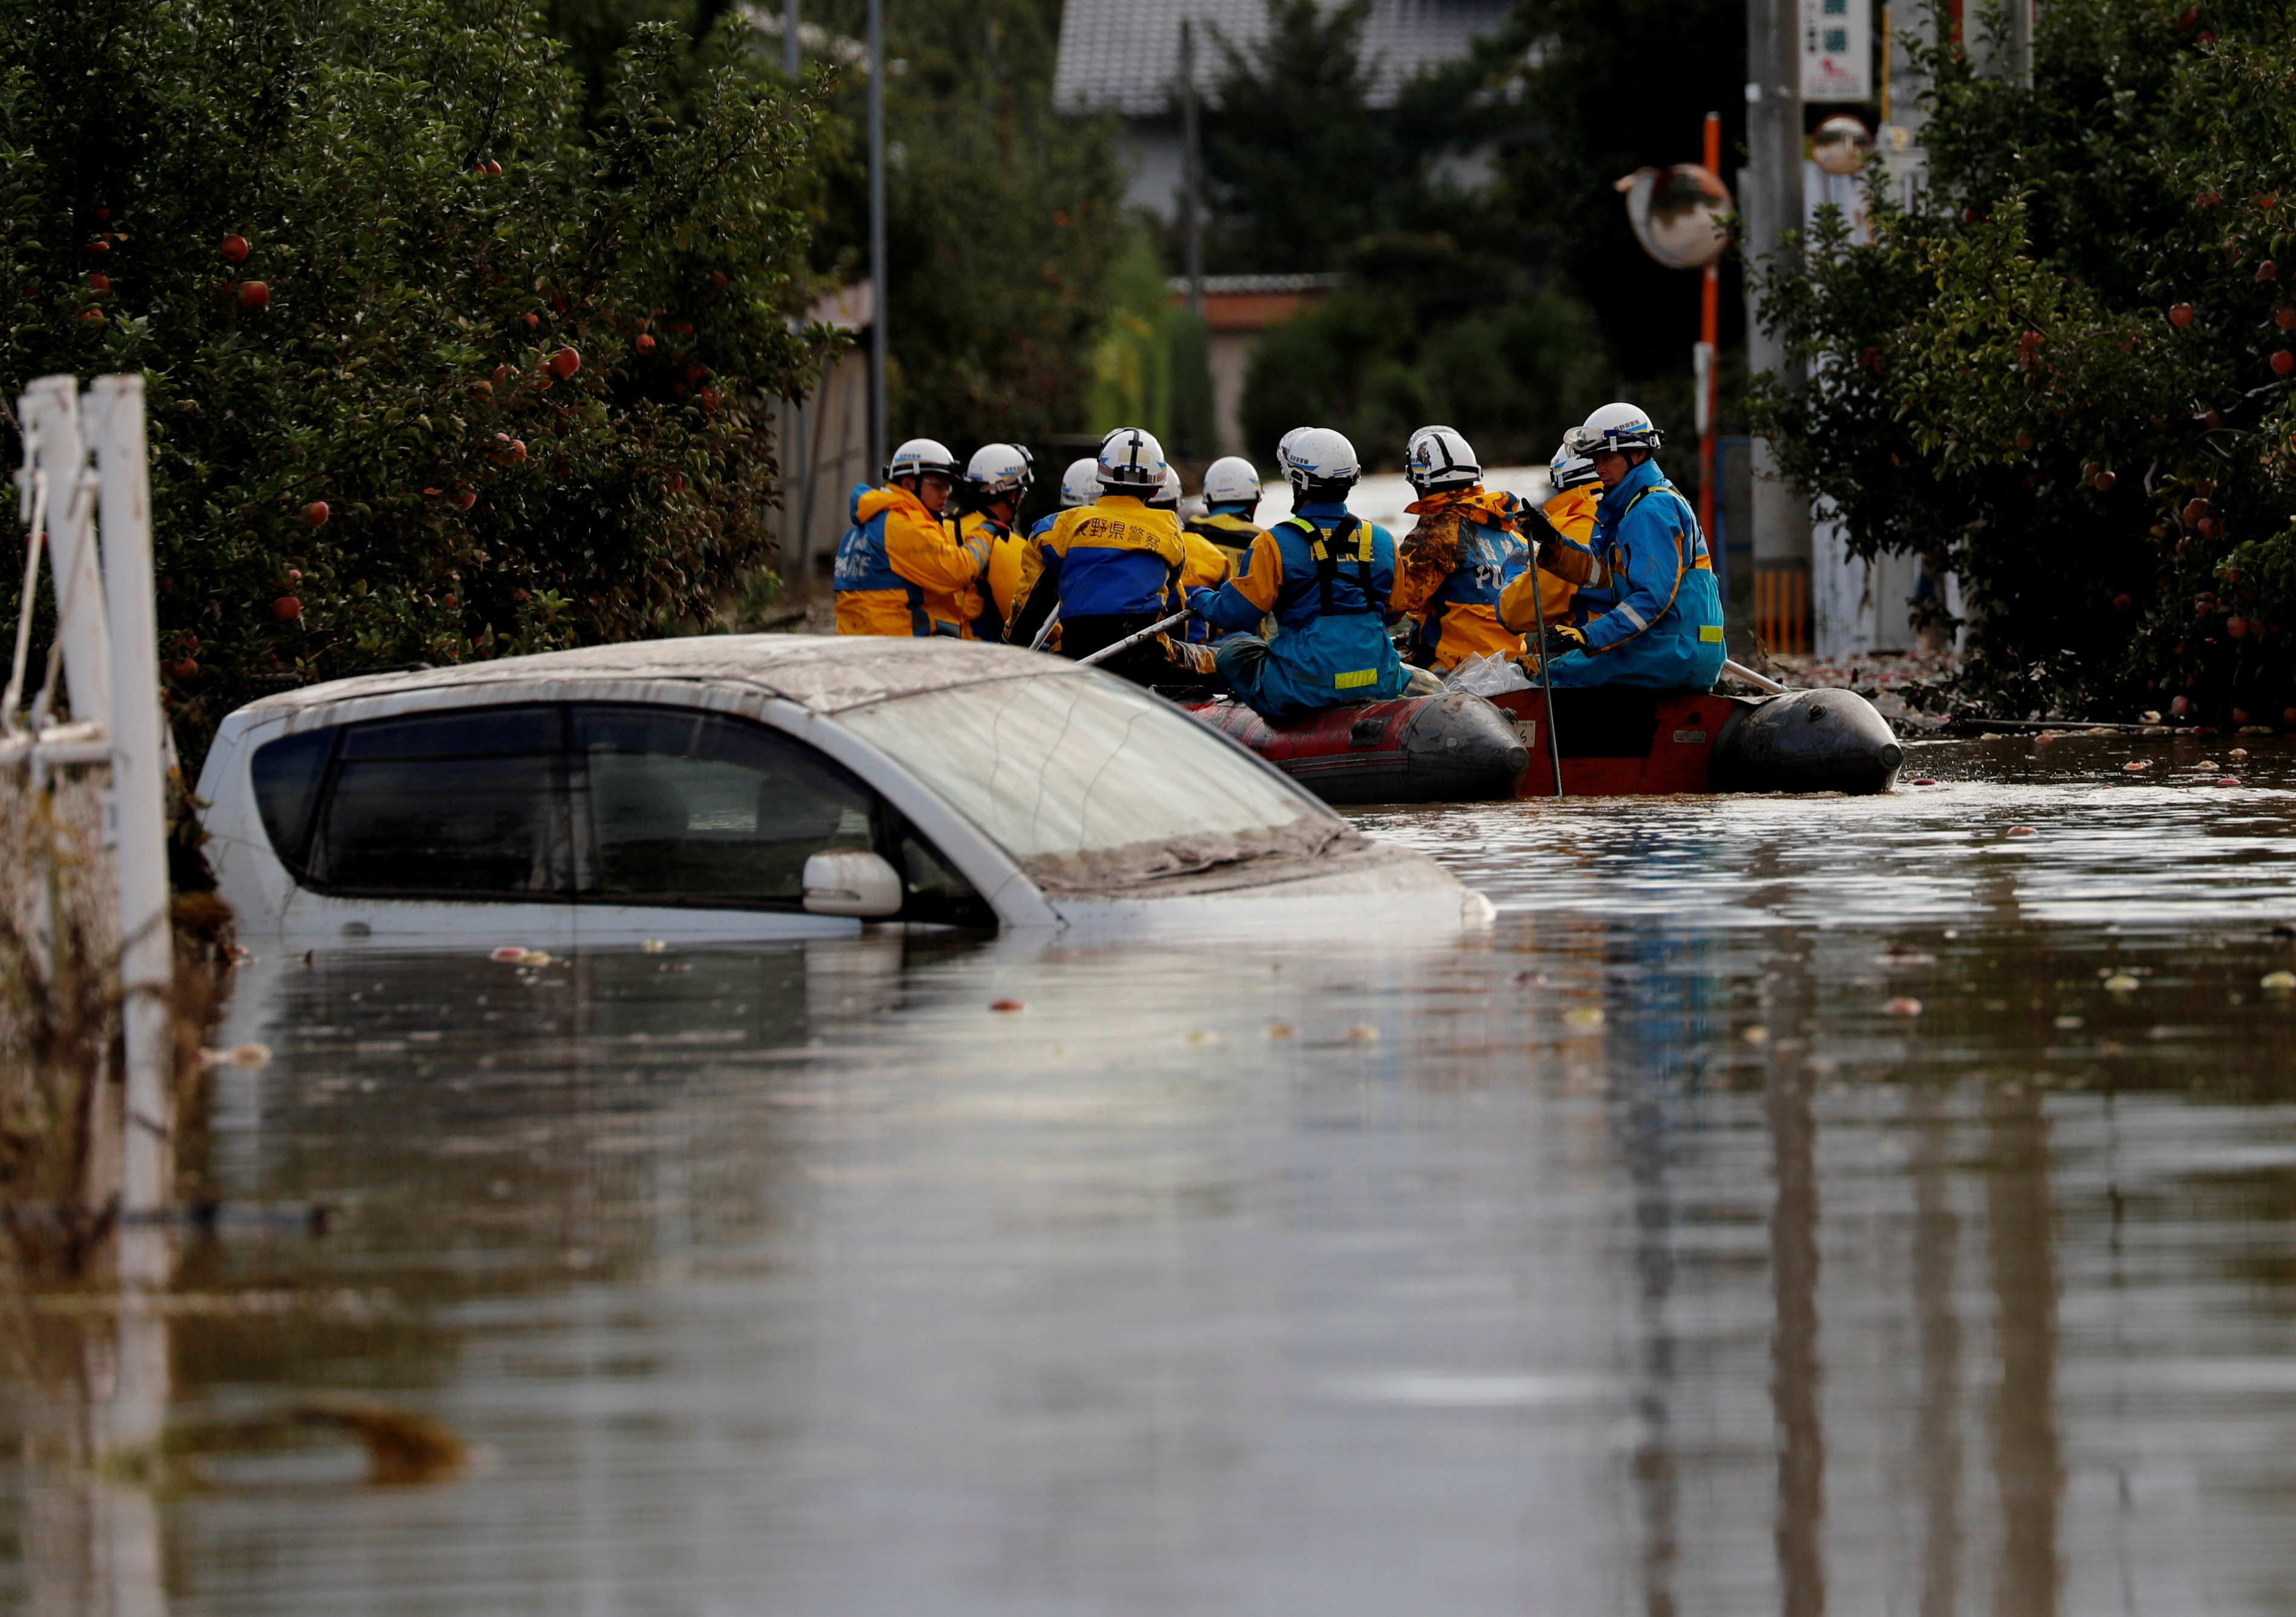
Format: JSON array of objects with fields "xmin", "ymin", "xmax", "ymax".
[
  {"xmin": 1514, "ymin": 402, "xmax": 1726, "ymax": 689},
  {"xmin": 958, "ymin": 443, "xmax": 1032, "ymax": 643},
  {"xmin": 1189, "ymin": 427, "xmax": 1412, "ymax": 719},
  {"xmin": 1010, "ymin": 427, "xmax": 1207, "ymax": 687},
  {"xmin": 1154, "ymin": 466, "xmax": 1236, "ymax": 648},
  {"xmin": 1388, "ymin": 425, "xmax": 1529, "ymax": 672},
  {"xmin": 1494, "ymin": 440, "xmax": 1598, "ymax": 638},
  {"xmin": 1029, "ymin": 457, "xmax": 1100, "ymax": 541},
  {"xmin": 1184, "ymin": 456, "xmax": 1267, "ymax": 575},
  {"xmin": 1149, "ymin": 465, "xmax": 1184, "ymax": 513},
  {"xmin": 833, "ymin": 438, "xmax": 988, "ymax": 638}
]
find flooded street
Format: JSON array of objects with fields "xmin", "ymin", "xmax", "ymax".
[{"xmin": 13, "ymin": 732, "xmax": 2296, "ymax": 1613}]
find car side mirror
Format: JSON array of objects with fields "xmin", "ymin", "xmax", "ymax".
[{"xmin": 802, "ymin": 849, "xmax": 904, "ymax": 918}]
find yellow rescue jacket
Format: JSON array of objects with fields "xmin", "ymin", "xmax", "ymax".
[
  {"xmin": 1497, "ymin": 484, "xmax": 1597, "ymax": 634},
  {"xmin": 833, "ymin": 484, "xmax": 985, "ymax": 638},
  {"xmin": 960, "ymin": 509, "xmax": 1028, "ymax": 632},
  {"xmin": 1012, "ymin": 495, "xmax": 1189, "ymax": 630}
]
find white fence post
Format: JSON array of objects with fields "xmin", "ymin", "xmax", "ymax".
[
  {"xmin": 18, "ymin": 376, "xmax": 111, "ymax": 733},
  {"xmin": 85, "ymin": 376, "xmax": 174, "ymax": 1222}
]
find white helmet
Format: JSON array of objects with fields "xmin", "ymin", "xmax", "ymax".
[
  {"xmin": 1548, "ymin": 440, "xmax": 1601, "ymax": 492},
  {"xmin": 1569, "ymin": 402, "xmax": 1664, "ymax": 457},
  {"xmin": 1058, "ymin": 457, "xmax": 1098, "ymax": 508},
  {"xmin": 1149, "ymin": 465, "xmax": 1183, "ymax": 509},
  {"xmin": 1276, "ymin": 426, "xmax": 1308, "ymax": 466},
  {"xmin": 965, "ymin": 442, "xmax": 1032, "ymax": 501},
  {"xmin": 1097, "ymin": 426, "xmax": 1166, "ymax": 492},
  {"xmin": 886, "ymin": 437, "xmax": 958, "ymax": 483},
  {"xmin": 1201, "ymin": 455, "xmax": 1261, "ymax": 507},
  {"xmin": 1405, "ymin": 425, "xmax": 1481, "ymax": 494},
  {"xmin": 1279, "ymin": 426, "xmax": 1360, "ymax": 495}
]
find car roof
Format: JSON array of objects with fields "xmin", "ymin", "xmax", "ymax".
[{"xmin": 231, "ymin": 634, "xmax": 1086, "ymax": 720}]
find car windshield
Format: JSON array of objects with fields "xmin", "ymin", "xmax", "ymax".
[{"xmin": 836, "ymin": 673, "xmax": 1338, "ymax": 890}]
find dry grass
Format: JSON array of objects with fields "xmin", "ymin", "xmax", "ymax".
[{"xmin": 0, "ymin": 761, "xmax": 234, "ymax": 1278}]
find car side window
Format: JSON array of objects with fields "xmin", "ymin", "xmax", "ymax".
[
  {"xmin": 571, "ymin": 706, "xmax": 878, "ymax": 905},
  {"xmin": 249, "ymin": 726, "xmax": 338, "ymax": 874},
  {"xmin": 311, "ymin": 706, "xmax": 572, "ymax": 898}
]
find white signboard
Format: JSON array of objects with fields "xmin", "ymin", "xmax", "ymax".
[{"xmin": 1801, "ymin": 0, "xmax": 1871, "ymax": 101}]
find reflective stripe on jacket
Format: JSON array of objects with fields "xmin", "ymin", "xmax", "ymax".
[{"xmin": 833, "ymin": 483, "xmax": 983, "ymax": 638}]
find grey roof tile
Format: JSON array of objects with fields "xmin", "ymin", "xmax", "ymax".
[{"xmin": 1055, "ymin": 0, "xmax": 1509, "ymax": 117}]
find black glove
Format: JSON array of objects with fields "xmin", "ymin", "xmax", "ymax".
[{"xmin": 1513, "ymin": 502, "xmax": 1563, "ymax": 547}]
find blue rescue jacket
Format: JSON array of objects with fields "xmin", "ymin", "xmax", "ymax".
[
  {"xmin": 1545, "ymin": 458, "xmax": 1726, "ymax": 690},
  {"xmin": 1196, "ymin": 501, "xmax": 1411, "ymax": 718}
]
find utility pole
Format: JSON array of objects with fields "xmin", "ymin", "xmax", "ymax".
[
  {"xmin": 1179, "ymin": 18, "xmax": 1204, "ymax": 318},
  {"xmin": 1745, "ymin": 0, "xmax": 1810, "ymax": 655},
  {"xmin": 1697, "ymin": 110, "xmax": 1721, "ymax": 546},
  {"xmin": 866, "ymin": 0, "xmax": 888, "ymax": 477},
  {"xmin": 783, "ymin": 0, "xmax": 799, "ymax": 77}
]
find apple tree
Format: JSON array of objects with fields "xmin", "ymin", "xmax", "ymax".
[
  {"xmin": 0, "ymin": 0, "xmax": 836, "ymax": 763},
  {"xmin": 1751, "ymin": 0, "xmax": 2296, "ymax": 725}
]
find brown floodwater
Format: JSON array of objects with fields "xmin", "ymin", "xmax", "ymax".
[{"xmin": 9, "ymin": 731, "xmax": 2296, "ymax": 1614}]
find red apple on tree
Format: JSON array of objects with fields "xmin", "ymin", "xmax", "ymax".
[
  {"xmin": 2229, "ymin": 616, "xmax": 2251, "ymax": 638},
  {"xmin": 2275, "ymin": 350, "xmax": 2295, "ymax": 376},
  {"xmin": 273, "ymin": 595, "xmax": 302, "ymax": 622},
  {"xmin": 636, "ymin": 332, "xmax": 656, "ymax": 354},
  {"xmin": 2114, "ymin": 593, "xmax": 2134, "ymax": 611},
  {"xmin": 303, "ymin": 500, "xmax": 329, "ymax": 527},
  {"xmin": 2170, "ymin": 302, "xmax": 2197, "ymax": 326},
  {"xmin": 237, "ymin": 280, "xmax": 270, "ymax": 309},
  {"xmin": 548, "ymin": 346, "xmax": 581, "ymax": 378},
  {"xmin": 88, "ymin": 272, "xmax": 110, "ymax": 294},
  {"xmin": 220, "ymin": 234, "xmax": 249, "ymax": 264}
]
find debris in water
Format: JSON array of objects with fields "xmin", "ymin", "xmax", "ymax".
[
  {"xmin": 2055, "ymin": 1014, "xmax": 2085, "ymax": 1030},
  {"xmin": 520, "ymin": 950, "xmax": 552, "ymax": 967},
  {"xmin": 197, "ymin": 1042, "xmax": 271, "ymax": 1068},
  {"xmin": 1742, "ymin": 1025, "xmax": 1770, "ymax": 1045},
  {"xmin": 2141, "ymin": 709, "xmax": 2163, "ymax": 723},
  {"xmin": 1266, "ymin": 1021, "xmax": 1296, "ymax": 1039},
  {"xmin": 641, "ymin": 939, "xmax": 668, "ymax": 953},
  {"xmin": 2218, "ymin": 777, "xmax": 2241, "ymax": 785},
  {"xmin": 2008, "ymin": 825, "xmax": 2037, "ymax": 836},
  {"xmin": 2122, "ymin": 761, "xmax": 2150, "ymax": 772},
  {"xmin": 1561, "ymin": 1007, "xmax": 1604, "ymax": 1030},
  {"xmin": 2263, "ymin": 971, "xmax": 2296, "ymax": 990},
  {"xmin": 1910, "ymin": 777, "xmax": 1938, "ymax": 785},
  {"xmin": 490, "ymin": 946, "xmax": 527, "ymax": 962},
  {"xmin": 2104, "ymin": 973, "xmax": 2141, "ymax": 992},
  {"xmin": 1884, "ymin": 997, "xmax": 1923, "ymax": 1016},
  {"xmin": 1344, "ymin": 1023, "xmax": 1382, "ymax": 1042},
  {"xmin": 1184, "ymin": 1028, "xmax": 1219, "ymax": 1044},
  {"xmin": 989, "ymin": 999, "xmax": 1026, "ymax": 1013},
  {"xmin": 2232, "ymin": 747, "xmax": 2252, "ymax": 761}
]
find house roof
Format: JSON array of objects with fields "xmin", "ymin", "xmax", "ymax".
[{"xmin": 1055, "ymin": 0, "xmax": 1509, "ymax": 118}]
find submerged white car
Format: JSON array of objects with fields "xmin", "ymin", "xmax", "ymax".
[{"xmin": 196, "ymin": 637, "xmax": 1491, "ymax": 947}]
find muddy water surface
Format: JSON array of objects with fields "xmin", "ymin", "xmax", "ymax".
[{"xmin": 10, "ymin": 732, "xmax": 2296, "ymax": 1614}]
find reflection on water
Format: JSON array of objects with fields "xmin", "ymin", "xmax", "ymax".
[{"xmin": 8, "ymin": 735, "xmax": 2296, "ymax": 1613}]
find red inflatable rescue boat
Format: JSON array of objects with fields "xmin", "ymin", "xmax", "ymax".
[{"xmin": 1183, "ymin": 684, "xmax": 1902, "ymax": 804}]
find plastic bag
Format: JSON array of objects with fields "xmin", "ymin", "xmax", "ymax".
[{"xmin": 1442, "ymin": 651, "xmax": 1532, "ymax": 696}]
